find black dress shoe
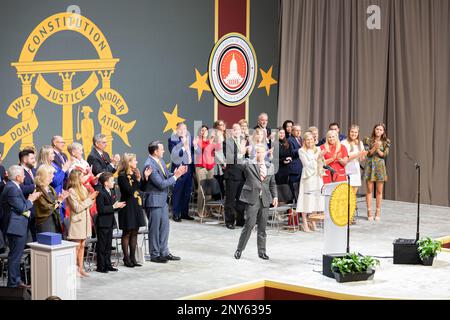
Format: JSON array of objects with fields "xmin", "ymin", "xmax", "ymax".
[
  {"xmin": 96, "ymin": 269, "xmax": 108, "ymax": 273},
  {"xmin": 234, "ymin": 250, "xmax": 241, "ymax": 259},
  {"xmin": 226, "ymin": 224, "xmax": 235, "ymax": 230},
  {"xmin": 123, "ymin": 259, "xmax": 135, "ymax": 268},
  {"xmin": 258, "ymin": 253, "xmax": 269, "ymax": 260},
  {"xmin": 107, "ymin": 267, "xmax": 118, "ymax": 272},
  {"xmin": 182, "ymin": 215, "xmax": 194, "ymax": 221},
  {"xmin": 172, "ymin": 217, "xmax": 182, "ymax": 222},
  {"xmin": 150, "ymin": 256, "xmax": 168, "ymax": 263},
  {"xmin": 163, "ymin": 254, "xmax": 181, "ymax": 261}
]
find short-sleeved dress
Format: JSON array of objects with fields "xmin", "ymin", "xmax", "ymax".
[{"xmin": 363, "ymin": 137, "xmax": 390, "ymax": 182}]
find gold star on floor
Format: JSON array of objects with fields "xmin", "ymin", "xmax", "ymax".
[
  {"xmin": 163, "ymin": 104, "xmax": 185, "ymax": 133},
  {"xmin": 189, "ymin": 68, "xmax": 211, "ymax": 101},
  {"xmin": 258, "ymin": 66, "xmax": 278, "ymax": 96}
]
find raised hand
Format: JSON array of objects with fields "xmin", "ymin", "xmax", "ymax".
[
  {"xmin": 89, "ymin": 191, "xmax": 99, "ymax": 200},
  {"xmin": 134, "ymin": 168, "xmax": 142, "ymax": 181},
  {"xmin": 62, "ymin": 160, "xmax": 72, "ymax": 172},
  {"xmin": 144, "ymin": 166, "xmax": 152, "ymax": 179},
  {"xmin": 28, "ymin": 191, "xmax": 41, "ymax": 202},
  {"xmin": 113, "ymin": 201, "xmax": 126, "ymax": 209},
  {"xmin": 59, "ymin": 190, "xmax": 70, "ymax": 201}
]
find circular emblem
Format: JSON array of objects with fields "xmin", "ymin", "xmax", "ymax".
[
  {"xmin": 209, "ymin": 33, "xmax": 257, "ymax": 106},
  {"xmin": 329, "ymin": 183, "xmax": 357, "ymax": 227}
]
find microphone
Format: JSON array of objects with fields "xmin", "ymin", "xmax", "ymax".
[{"xmin": 323, "ymin": 165, "xmax": 336, "ymax": 175}]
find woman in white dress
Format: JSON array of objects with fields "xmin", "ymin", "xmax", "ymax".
[
  {"xmin": 297, "ymin": 132, "xmax": 326, "ymax": 232},
  {"xmin": 340, "ymin": 125, "xmax": 367, "ymax": 195}
]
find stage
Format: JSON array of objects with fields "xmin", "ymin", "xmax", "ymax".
[{"xmin": 77, "ymin": 199, "xmax": 450, "ymax": 300}]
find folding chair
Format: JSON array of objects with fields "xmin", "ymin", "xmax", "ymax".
[{"xmin": 198, "ymin": 178, "xmax": 225, "ymax": 224}]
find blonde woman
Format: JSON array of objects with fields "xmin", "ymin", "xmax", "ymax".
[
  {"xmin": 66, "ymin": 169, "xmax": 98, "ymax": 277},
  {"xmin": 320, "ymin": 130, "xmax": 349, "ymax": 184},
  {"xmin": 341, "ymin": 125, "xmax": 367, "ymax": 194},
  {"xmin": 297, "ymin": 132, "xmax": 326, "ymax": 232},
  {"xmin": 117, "ymin": 153, "xmax": 147, "ymax": 267},
  {"xmin": 307, "ymin": 126, "xmax": 320, "ymax": 146},
  {"xmin": 34, "ymin": 165, "xmax": 69, "ymax": 234}
]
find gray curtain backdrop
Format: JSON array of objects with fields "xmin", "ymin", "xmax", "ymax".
[{"xmin": 277, "ymin": 0, "xmax": 450, "ymax": 206}]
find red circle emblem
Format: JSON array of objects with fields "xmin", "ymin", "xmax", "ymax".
[{"xmin": 219, "ymin": 49, "xmax": 248, "ymax": 91}]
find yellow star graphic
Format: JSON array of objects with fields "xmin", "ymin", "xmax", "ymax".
[
  {"xmin": 163, "ymin": 104, "xmax": 185, "ymax": 133},
  {"xmin": 189, "ymin": 68, "xmax": 211, "ymax": 101},
  {"xmin": 258, "ymin": 66, "xmax": 278, "ymax": 96}
]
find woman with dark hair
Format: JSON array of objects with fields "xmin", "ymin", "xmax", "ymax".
[
  {"xmin": 363, "ymin": 123, "xmax": 390, "ymax": 221},
  {"xmin": 275, "ymin": 127, "xmax": 292, "ymax": 185},
  {"xmin": 282, "ymin": 120, "xmax": 294, "ymax": 138}
]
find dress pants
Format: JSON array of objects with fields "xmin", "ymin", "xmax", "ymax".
[
  {"xmin": 224, "ymin": 179, "xmax": 245, "ymax": 225},
  {"xmin": 172, "ymin": 166, "xmax": 193, "ymax": 219},
  {"xmin": 146, "ymin": 205, "xmax": 170, "ymax": 259},
  {"xmin": 7, "ymin": 233, "xmax": 27, "ymax": 287},
  {"xmin": 96, "ymin": 226, "xmax": 113, "ymax": 270},
  {"xmin": 237, "ymin": 198, "xmax": 269, "ymax": 255}
]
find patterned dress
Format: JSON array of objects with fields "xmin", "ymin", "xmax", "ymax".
[{"xmin": 363, "ymin": 137, "xmax": 390, "ymax": 182}]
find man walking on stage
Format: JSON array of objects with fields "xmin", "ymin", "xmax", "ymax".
[{"xmin": 234, "ymin": 145, "xmax": 278, "ymax": 260}]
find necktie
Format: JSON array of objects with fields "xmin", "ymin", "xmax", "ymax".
[
  {"xmin": 259, "ymin": 163, "xmax": 266, "ymax": 181},
  {"xmin": 27, "ymin": 168, "xmax": 34, "ymax": 181},
  {"xmin": 158, "ymin": 160, "xmax": 167, "ymax": 177}
]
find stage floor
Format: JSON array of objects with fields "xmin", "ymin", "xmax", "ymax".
[{"xmin": 77, "ymin": 200, "xmax": 450, "ymax": 300}]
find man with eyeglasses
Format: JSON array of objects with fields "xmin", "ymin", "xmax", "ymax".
[
  {"xmin": 87, "ymin": 133, "xmax": 121, "ymax": 176},
  {"xmin": 51, "ymin": 136, "xmax": 69, "ymax": 169}
]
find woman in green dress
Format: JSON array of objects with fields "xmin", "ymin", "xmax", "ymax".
[{"xmin": 363, "ymin": 123, "xmax": 391, "ymax": 221}]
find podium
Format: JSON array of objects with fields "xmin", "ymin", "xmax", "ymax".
[
  {"xmin": 28, "ymin": 240, "xmax": 78, "ymax": 300},
  {"xmin": 321, "ymin": 182, "xmax": 355, "ymax": 278}
]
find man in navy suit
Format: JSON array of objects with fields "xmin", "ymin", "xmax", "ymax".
[
  {"xmin": 0, "ymin": 152, "xmax": 6, "ymax": 253},
  {"xmin": 168, "ymin": 123, "xmax": 195, "ymax": 222},
  {"xmin": 318, "ymin": 122, "xmax": 346, "ymax": 146},
  {"xmin": 141, "ymin": 141, "xmax": 187, "ymax": 263},
  {"xmin": 287, "ymin": 124, "xmax": 303, "ymax": 202},
  {"xmin": 0, "ymin": 165, "xmax": 40, "ymax": 288},
  {"xmin": 18, "ymin": 149, "xmax": 37, "ymax": 242},
  {"xmin": 51, "ymin": 136, "xmax": 69, "ymax": 169}
]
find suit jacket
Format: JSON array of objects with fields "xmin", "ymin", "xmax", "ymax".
[
  {"xmin": 0, "ymin": 165, "xmax": 6, "ymax": 194},
  {"xmin": 288, "ymin": 136, "xmax": 303, "ymax": 176},
  {"xmin": 1, "ymin": 181, "xmax": 33, "ymax": 237},
  {"xmin": 87, "ymin": 147, "xmax": 116, "ymax": 176},
  {"xmin": 223, "ymin": 137, "xmax": 245, "ymax": 181},
  {"xmin": 168, "ymin": 134, "xmax": 195, "ymax": 172},
  {"xmin": 20, "ymin": 167, "xmax": 36, "ymax": 217},
  {"xmin": 95, "ymin": 186, "xmax": 117, "ymax": 228},
  {"xmin": 34, "ymin": 185, "xmax": 61, "ymax": 228},
  {"xmin": 141, "ymin": 156, "xmax": 176, "ymax": 208},
  {"xmin": 239, "ymin": 162, "xmax": 277, "ymax": 208},
  {"xmin": 53, "ymin": 150, "xmax": 68, "ymax": 169}
]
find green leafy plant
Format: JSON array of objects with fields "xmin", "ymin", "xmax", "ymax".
[
  {"xmin": 331, "ymin": 253, "xmax": 380, "ymax": 274},
  {"xmin": 417, "ymin": 237, "xmax": 441, "ymax": 259}
]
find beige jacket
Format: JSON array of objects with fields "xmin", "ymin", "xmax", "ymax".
[{"xmin": 66, "ymin": 188, "xmax": 93, "ymax": 240}]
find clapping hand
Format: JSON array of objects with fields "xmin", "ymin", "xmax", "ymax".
[
  {"xmin": 143, "ymin": 166, "xmax": 152, "ymax": 180},
  {"xmin": 62, "ymin": 160, "xmax": 72, "ymax": 172},
  {"xmin": 174, "ymin": 165, "xmax": 187, "ymax": 178},
  {"xmin": 113, "ymin": 201, "xmax": 126, "ymax": 209},
  {"xmin": 112, "ymin": 154, "xmax": 121, "ymax": 165},
  {"xmin": 134, "ymin": 168, "xmax": 142, "ymax": 181},
  {"xmin": 89, "ymin": 191, "xmax": 99, "ymax": 200},
  {"xmin": 28, "ymin": 191, "xmax": 41, "ymax": 202},
  {"xmin": 59, "ymin": 190, "xmax": 70, "ymax": 201}
]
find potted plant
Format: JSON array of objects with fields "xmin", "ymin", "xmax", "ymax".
[
  {"xmin": 331, "ymin": 253, "xmax": 380, "ymax": 283},
  {"xmin": 417, "ymin": 237, "xmax": 441, "ymax": 266}
]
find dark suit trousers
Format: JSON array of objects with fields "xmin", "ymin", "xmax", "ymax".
[
  {"xmin": 172, "ymin": 166, "xmax": 193, "ymax": 219},
  {"xmin": 96, "ymin": 226, "xmax": 113, "ymax": 270},
  {"xmin": 224, "ymin": 179, "xmax": 245, "ymax": 225},
  {"xmin": 145, "ymin": 205, "xmax": 170, "ymax": 259},
  {"xmin": 7, "ymin": 233, "xmax": 27, "ymax": 287},
  {"xmin": 237, "ymin": 198, "xmax": 269, "ymax": 255}
]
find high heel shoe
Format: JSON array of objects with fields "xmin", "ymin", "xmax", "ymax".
[
  {"xmin": 375, "ymin": 208, "xmax": 381, "ymax": 221},
  {"xmin": 123, "ymin": 258, "xmax": 135, "ymax": 268},
  {"xmin": 367, "ymin": 210, "xmax": 373, "ymax": 221}
]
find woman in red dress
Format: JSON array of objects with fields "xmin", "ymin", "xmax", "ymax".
[{"xmin": 320, "ymin": 130, "xmax": 349, "ymax": 184}]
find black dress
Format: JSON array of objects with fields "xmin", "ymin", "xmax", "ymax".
[
  {"xmin": 275, "ymin": 142, "xmax": 293, "ymax": 185},
  {"xmin": 117, "ymin": 172, "xmax": 146, "ymax": 231}
]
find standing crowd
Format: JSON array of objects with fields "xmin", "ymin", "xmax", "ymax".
[{"xmin": 0, "ymin": 113, "xmax": 390, "ymax": 287}]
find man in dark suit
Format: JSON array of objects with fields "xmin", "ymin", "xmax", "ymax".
[
  {"xmin": 234, "ymin": 145, "xmax": 278, "ymax": 260},
  {"xmin": 95, "ymin": 172, "xmax": 126, "ymax": 273},
  {"xmin": 0, "ymin": 165, "xmax": 40, "ymax": 288},
  {"xmin": 0, "ymin": 152, "xmax": 6, "ymax": 253},
  {"xmin": 287, "ymin": 124, "xmax": 303, "ymax": 202},
  {"xmin": 87, "ymin": 133, "xmax": 120, "ymax": 176},
  {"xmin": 318, "ymin": 122, "xmax": 346, "ymax": 146},
  {"xmin": 0, "ymin": 152, "xmax": 6, "ymax": 194},
  {"xmin": 254, "ymin": 112, "xmax": 273, "ymax": 149},
  {"xmin": 168, "ymin": 123, "xmax": 195, "ymax": 222},
  {"xmin": 141, "ymin": 141, "xmax": 186, "ymax": 263},
  {"xmin": 18, "ymin": 149, "xmax": 37, "ymax": 242},
  {"xmin": 51, "ymin": 136, "xmax": 69, "ymax": 169},
  {"xmin": 224, "ymin": 123, "xmax": 247, "ymax": 229}
]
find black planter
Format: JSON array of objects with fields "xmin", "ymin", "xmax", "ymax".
[
  {"xmin": 421, "ymin": 255, "xmax": 435, "ymax": 266},
  {"xmin": 333, "ymin": 268, "xmax": 375, "ymax": 283}
]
